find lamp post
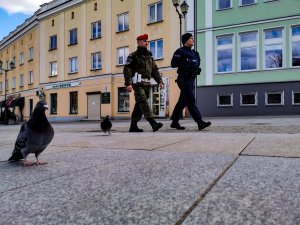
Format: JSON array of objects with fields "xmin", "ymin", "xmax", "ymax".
[
  {"xmin": 0, "ymin": 60, "xmax": 15, "ymax": 124},
  {"xmin": 172, "ymin": 0, "xmax": 189, "ymax": 46}
]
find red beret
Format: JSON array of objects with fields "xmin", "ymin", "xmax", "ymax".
[{"xmin": 136, "ymin": 34, "xmax": 148, "ymax": 40}]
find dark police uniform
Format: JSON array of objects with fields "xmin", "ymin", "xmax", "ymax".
[
  {"xmin": 124, "ymin": 46, "xmax": 163, "ymax": 131},
  {"xmin": 170, "ymin": 46, "xmax": 203, "ymax": 124}
]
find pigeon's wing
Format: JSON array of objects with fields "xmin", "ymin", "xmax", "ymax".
[{"xmin": 8, "ymin": 124, "xmax": 27, "ymax": 161}]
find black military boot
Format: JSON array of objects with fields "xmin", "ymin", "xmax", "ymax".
[
  {"xmin": 129, "ymin": 121, "xmax": 143, "ymax": 132},
  {"xmin": 170, "ymin": 121, "xmax": 185, "ymax": 130},
  {"xmin": 148, "ymin": 119, "xmax": 163, "ymax": 132},
  {"xmin": 197, "ymin": 121, "xmax": 211, "ymax": 131}
]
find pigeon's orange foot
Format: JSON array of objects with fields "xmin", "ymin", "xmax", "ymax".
[
  {"xmin": 36, "ymin": 160, "xmax": 48, "ymax": 165},
  {"xmin": 23, "ymin": 161, "xmax": 35, "ymax": 167}
]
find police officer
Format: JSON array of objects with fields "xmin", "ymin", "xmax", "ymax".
[
  {"xmin": 170, "ymin": 33, "xmax": 211, "ymax": 131},
  {"xmin": 124, "ymin": 34, "xmax": 164, "ymax": 132}
]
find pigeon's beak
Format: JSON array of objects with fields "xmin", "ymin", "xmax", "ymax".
[{"xmin": 44, "ymin": 105, "xmax": 49, "ymax": 110}]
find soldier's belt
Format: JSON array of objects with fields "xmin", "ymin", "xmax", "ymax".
[{"xmin": 141, "ymin": 78, "xmax": 150, "ymax": 83}]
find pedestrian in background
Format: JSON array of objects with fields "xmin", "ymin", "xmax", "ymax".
[
  {"xmin": 123, "ymin": 34, "xmax": 164, "ymax": 132},
  {"xmin": 170, "ymin": 33, "xmax": 211, "ymax": 131}
]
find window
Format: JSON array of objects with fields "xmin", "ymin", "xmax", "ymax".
[
  {"xmin": 239, "ymin": 32, "xmax": 258, "ymax": 71},
  {"xmin": 70, "ymin": 91, "xmax": 78, "ymax": 114},
  {"xmin": 50, "ymin": 61, "xmax": 58, "ymax": 76},
  {"xmin": 5, "ymin": 60, "xmax": 9, "ymax": 70},
  {"xmin": 50, "ymin": 35, "xmax": 57, "ymax": 50},
  {"xmin": 28, "ymin": 71, "xmax": 33, "ymax": 84},
  {"xmin": 216, "ymin": 35, "xmax": 234, "ymax": 73},
  {"xmin": 91, "ymin": 52, "xmax": 102, "ymax": 70},
  {"xmin": 217, "ymin": 0, "xmax": 231, "ymax": 10},
  {"xmin": 0, "ymin": 82, "xmax": 2, "ymax": 92},
  {"xmin": 240, "ymin": 92, "xmax": 257, "ymax": 106},
  {"xmin": 149, "ymin": 39, "xmax": 163, "ymax": 59},
  {"xmin": 148, "ymin": 2, "xmax": 162, "ymax": 23},
  {"xmin": 69, "ymin": 28, "xmax": 78, "ymax": 45},
  {"xmin": 117, "ymin": 13, "xmax": 129, "ymax": 32},
  {"xmin": 292, "ymin": 25, "xmax": 300, "ymax": 67},
  {"xmin": 265, "ymin": 91, "xmax": 284, "ymax": 105},
  {"xmin": 240, "ymin": 0, "xmax": 256, "ymax": 6},
  {"xmin": 28, "ymin": 47, "xmax": 34, "ymax": 60},
  {"xmin": 117, "ymin": 47, "xmax": 129, "ymax": 65},
  {"xmin": 50, "ymin": 93, "xmax": 57, "ymax": 114},
  {"xmin": 293, "ymin": 91, "xmax": 300, "ymax": 105},
  {"xmin": 71, "ymin": 12, "xmax": 74, "ymax": 19},
  {"xmin": 217, "ymin": 93, "xmax": 233, "ymax": 107},
  {"xmin": 264, "ymin": 28, "xmax": 283, "ymax": 69},
  {"xmin": 69, "ymin": 57, "xmax": 78, "ymax": 73},
  {"xmin": 94, "ymin": 3, "xmax": 97, "ymax": 11},
  {"xmin": 91, "ymin": 21, "xmax": 101, "ymax": 39},
  {"xmin": 11, "ymin": 77, "xmax": 16, "ymax": 89},
  {"xmin": 118, "ymin": 87, "xmax": 130, "ymax": 112},
  {"xmin": 19, "ymin": 74, "xmax": 24, "ymax": 87},
  {"xmin": 19, "ymin": 52, "xmax": 24, "ymax": 65}
]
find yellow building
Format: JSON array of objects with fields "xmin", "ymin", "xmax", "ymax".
[{"xmin": 0, "ymin": 0, "xmax": 186, "ymax": 122}]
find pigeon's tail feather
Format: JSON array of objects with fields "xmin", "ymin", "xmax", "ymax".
[{"xmin": 8, "ymin": 151, "xmax": 24, "ymax": 161}]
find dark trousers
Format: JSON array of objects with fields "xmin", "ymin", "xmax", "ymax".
[
  {"xmin": 132, "ymin": 86, "xmax": 153, "ymax": 122},
  {"xmin": 171, "ymin": 78, "xmax": 202, "ymax": 123}
]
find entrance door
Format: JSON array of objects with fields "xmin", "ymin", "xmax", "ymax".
[{"xmin": 87, "ymin": 94, "xmax": 101, "ymax": 120}]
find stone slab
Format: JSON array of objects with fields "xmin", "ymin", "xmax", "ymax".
[
  {"xmin": 0, "ymin": 150, "xmax": 235, "ymax": 225},
  {"xmin": 183, "ymin": 156, "xmax": 300, "ymax": 225},
  {"xmin": 242, "ymin": 134, "xmax": 300, "ymax": 158}
]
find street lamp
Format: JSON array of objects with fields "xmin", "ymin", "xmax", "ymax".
[
  {"xmin": 0, "ymin": 60, "xmax": 15, "ymax": 124},
  {"xmin": 172, "ymin": 0, "xmax": 189, "ymax": 46}
]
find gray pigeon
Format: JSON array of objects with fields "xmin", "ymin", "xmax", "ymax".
[
  {"xmin": 8, "ymin": 100, "xmax": 54, "ymax": 166},
  {"xmin": 101, "ymin": 115, "xmax": 112, "ymax": 135}
]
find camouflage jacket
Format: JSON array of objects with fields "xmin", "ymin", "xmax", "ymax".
[{"xmin": 123, "ymin": 46, "xmax": 162, "ymax": 86}]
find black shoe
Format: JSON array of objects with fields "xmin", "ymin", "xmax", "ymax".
[
  {"xmin": 152, "ymin": 122, "xmax": 163, "ymax": 132},
  {"xmin": 197, "ymin": 121, "xmax": 211, "ymax": 131},
  {"xmin": 129, "ymin": 126, "xmax": 143, "ymax": 132},
  {"xmin": 170, "ymin": 121, "xmax": 185, "ymax": 130}
]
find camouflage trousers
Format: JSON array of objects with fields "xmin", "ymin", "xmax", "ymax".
[{"xmin": 132, "ymin": 86, "xmax": 153, "ymax": 122}]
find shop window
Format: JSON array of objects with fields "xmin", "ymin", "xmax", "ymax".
[
  {"xmin": 118, "ymin": 87, "xmax": 130, "ymax": 112},
  {"xmin": 240, "ymin": 92, "xmax": 257, "ymax": 106},
  {"xmin": 265, "ymin": 91, "xmax": 284, "ymax": 105},
  {"xmin": 148, "ymin": 2, "xmax": 162, "ymax": 23},
  {"xmin": 292, "ymin": 91, "xmax": 300, "ymax": 105},
  {"xmin": 70, "ymin": 91, "xmax": 78, "ymax": 114},
  {"xmin": 50, "ymin": 93, "xmax": 57, "ymax": 114},
  {"xmin": 217, "ymin": 93, "xmax": 233, "ymax": 107}
]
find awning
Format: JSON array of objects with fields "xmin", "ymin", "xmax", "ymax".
[{"xmin": 9, "ymin": 97, "xmax": 25, "ymax": 108}]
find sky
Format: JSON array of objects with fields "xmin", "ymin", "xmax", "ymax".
[{"xmin": 0, "ymin": 0, "xmax": 48, "ymax": 41}]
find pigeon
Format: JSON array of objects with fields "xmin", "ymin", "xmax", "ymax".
[
  {"xmin": 8, "ymin": 100, "xmax": 54, "ymax": 166},
  {"xmin": 100, "ymin": 115, "xmax": 112, "ymax": 135}
]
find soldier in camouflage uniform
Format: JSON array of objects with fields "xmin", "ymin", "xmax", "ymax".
[{"xmin": 123, "ymin": 34, "xmax": 164, "ymax": 132}]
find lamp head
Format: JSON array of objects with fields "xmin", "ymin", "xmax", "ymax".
[
  {"xmin": 180, "ymin": 1, "xmax": 189, "ymax": 17},
  {"xmin": 172, "ymin": 0, "xmax": 180, "ymax": 7},
  {"xmin": 9, "ymin": 61, "xmax": 15, "ymax": 70}
]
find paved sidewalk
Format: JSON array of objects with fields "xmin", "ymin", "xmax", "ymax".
[{"xmin": 0, "ymin": 116, "xmax": 299, "ymax": 225}]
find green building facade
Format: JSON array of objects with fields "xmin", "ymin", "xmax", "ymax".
[{"xmin": 196, "ymin": 0, "xmax": 300, "ymax": 116}]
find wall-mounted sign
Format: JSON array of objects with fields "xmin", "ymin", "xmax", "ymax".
[
  {"xmin": 45, "ymin": 81, "xmax": 81, "ymax": 90},
  {"xmin": 101, "ymin": 92, "xmax": 110, "ymax": 104}
]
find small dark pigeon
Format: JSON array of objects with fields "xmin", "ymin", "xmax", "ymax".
[
  {"xmin": 101, "ymin": 115, "xmax": 112, "ymax": 135},
  {"xmin": 8, "ymin": 100, "xmax": 54, "ymax": 166}
]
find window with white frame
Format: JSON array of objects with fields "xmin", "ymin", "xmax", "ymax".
[
  {"xmin": 217, "ymin": 93, "xmax": 233, "ymax": 107},
  {"xmin": 91, "ymin": 52, "xmax": 102, "ymax": 70},
  {"xmin": 19, "ymin": 52, "xmax": 24, "ymax": 65},
  {"xmin": 69, "ymin": 28, "xmax": 78, "ymax": 45},
  {"xmin": 292, "ymin": 91, "xmax": 300, "ymax": 105},
  {"xmin": 217, "ymin": 0, "xmax": 231, "ymax": 10},
  {"xmin": 148, "ymin": 2, "xmax": 162, "ymax": 23},
  {"xmin": 50, "ymin": 61, "xmax": 58, "ymax": 76},
  {"xmin": 265, "ymin": 91, "xmax": 284, "ymax": 105},
  {"xmin": 49, "ymin": 35, "xmax": 57, "ymax": 50},
  {"xmin": 19, "ymin": 74, "xmax": 24, "ymax": 87},
  {"xmin": 91, "ymin": 21, "xmax": 101, "ymax": 39},
  {"xmin": 149, "ymin": 39, "xmax": 163, "ymax": 60},
  {"xmin": 117, "ymin": 13, "xmax": 129, "ymax": 32},
  {"xmin": 28, "ymin": 47, "xmax": 33, "ymax": 60},
  {"xmin": 292, "ymin": 25, "xmax": 300, "ymax": 67},
  {"xmin": 216, "ymin": 35, "xmax": 234, "ymax": 73},
  {"xmin": 28, "ymin": 71, "xmax": 33, "ymax": 84},
  {"xmin": 239, "ymin": 32, "xmax": 258, "ymax": 71},
  {"xmin": 240, "ymin": 0, "xmax": 256, "ymax": 6},
  {"xmin": 69, "ymin": 57, "xmax": 78, "ymax": 73},
  {"xmin": 117, "ymin": 47, "xmax": 129, "ymax": 65},
  {"xmin": 11, "ymin": 77, "xmax": 16, "ymax": 89},
  {"xmin": 240, "ymin": 92, "xmax": 257, "ymax": 106},
  {"xmin": 264, "ymin": 28, "xmax": 283, "ymax": 69}
]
